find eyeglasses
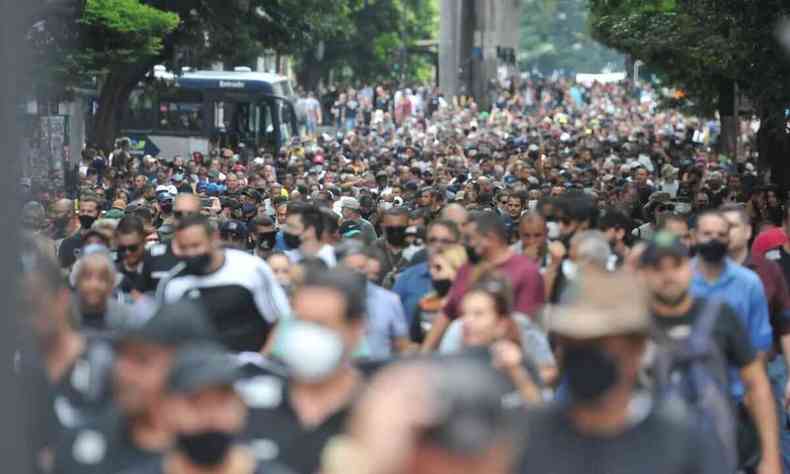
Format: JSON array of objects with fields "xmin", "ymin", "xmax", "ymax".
[{"xmin": 117, "ymin": 243, "xmax": 141, "ymax": 253}]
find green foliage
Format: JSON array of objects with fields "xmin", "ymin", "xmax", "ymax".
[
  {"xmin": 520, "ymin": 0, "xmax": 622, "ymax": 73},
  {"xmin": 295, "ymin": 0, "xmax": 439, "ymax": 85},
  {"xmin": 588, "ymin": 0, "xmax": 790, "ymax": 119},
  {"xmin": 80, "ymin": 0, "xmax": 179, "ymax": 66}
]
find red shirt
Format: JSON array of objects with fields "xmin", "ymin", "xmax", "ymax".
[
  {"xmin": 744, "ymin": 254, "xmax": 790, "ymax": 346},
  {"xmin": 443, "ymin": 254, "xmax": 545, "ymax": 320}
]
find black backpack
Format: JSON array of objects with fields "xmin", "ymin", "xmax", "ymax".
[{"xmin": 652, "ymin": 300, "xmax": 738, "ymax": 472}]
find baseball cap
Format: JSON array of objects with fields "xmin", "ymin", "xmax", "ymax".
[
  {"xmin": 342, "ymin": 197, "xmax": 361, "ymax": 211},
  {"xmin": 167, "ymin": 342, "xmax": 243, "ymax": 394},
  {"xmin": 549, "ymin": 272, "xmax": 651, "ymax": 338},
  {"xmin": 172, "ymin": 173, "xmax": 184, "ymax": 182},
  {"xmin": 639, "ymin": 231, "xmax": 690, "ymax": 267},
  {"xmin": 752, "ymin": 227, "xmax": 788, "ymax": 258},
  {"xmin": 339, "ymin": 220, "xmax": 362, "ymax": 239},
  {"xmin": 115, "ymin": 300, "xmax": 216, "ymax": 347},
  {"xmin": 220, "ymin": 220, "xmax": 248, "ymax": 238}
]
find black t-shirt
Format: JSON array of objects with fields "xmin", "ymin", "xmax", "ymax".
[
  {"xmin": 651, "ymin": 298, "xmax": 757, "ymax": 369},
  {"xmin": 517, "ymin": 399, "xmax": 726, "ymax": 474},
  {"xmin": 241, "ymin": 376, "xmax": 354, "ymax": 474},
  {"xmin": 136, "ymin": 242, "xmax": 180, "ymax": 294},
  {"xmin": 52, "ymin": 409, "xmax": 163, "ymax": 474},
  {"xmin": 58, "ymin": 232, "xmax": 84, "ymax": 268},
  {"xmin": 767, "ymin": 246, "xmax": 790, "ymax": 289}
]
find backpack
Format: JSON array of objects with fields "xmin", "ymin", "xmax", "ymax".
[{"xmin": 652, "ymin": 299, "xmax": 738, "ymax": 472}]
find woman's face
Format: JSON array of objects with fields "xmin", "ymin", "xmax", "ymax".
[
  {"xmin": 429, "ymin": 255, "xmax": 456, "ymax": 281},
  {"xmin": 460, "ymin": 291, "xmax": 505, "ymax": 347}
]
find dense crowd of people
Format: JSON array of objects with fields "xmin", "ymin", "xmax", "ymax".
[{"xmin": 16, "ymin": 75, "xmax": 790, "ymax": 474}]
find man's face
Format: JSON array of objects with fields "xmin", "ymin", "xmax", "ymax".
[
  {"xmin": 226, "ymin": 174, "xmax": 239, "ymax": 192},
  {"xmin": 276, "ymin": 205, "xmax": 288, "ymax": 226},
  {"xmin": 267, "ymin": 254, "xmax": 291, "ymax": 287},
  {"xmin": 723, "ymin": 212, "xmax": 751, "ymax": 253},
  {"xmin": 292, "ymin": 286, "xmax": 360, "ymax": 356},
  {"xmin": 50, "ymin": 202, "xmax": 72, "ymax": 223},
  {"xmin": 551, "ymin": 186, "xmax": 564, "ymax": 197},
  {"xmin": 173, "ymin": 196, "xmax": 201, "ymax": 223},
  {"xmin": 284, "ymin": 214, "xmax": 306, "ymax": 241},
  {"xmin": 117, "ymin": 232, "xmax": 145, "ymax": 267},
  {"xmin": 465, "ymin": 222, "xmax": 490, "ymax": 259},
  {"xmin": 559, "ymin": 216, "xmax": 580, "ymax": 239},
  {"xmin": 80, "ymin": 201, "xmax": 99, "ymax": 219},
  {"xmin": 135, "ymin": 176, "xmax": 146, "ymax": 189},
  {"xmin": 636, "ymin": 168, "xmax": 648, "ymax": 184},
  {"xmin": 113, "ymin": 342, "xmax": 173, "ymax": 415},
  {"xmin": 640, "ymin": 257, "xmax": 692, "ymax": 306},
  {"xmin": 695, "ymin": 214, "xmax": 729, "ymax": 248},
  {"xmin": 519, "ymin": 218, "xmax": 547, "ymax": 256},
  {"xmin": 663, "ymin": 219, "xmax": 691, "ymax": 248},
  {"xmin": 507, "ymin": 197, "xmax": 523, "ymax": 219},
  {"xmin": 165, "ymin": 387, "xmax": 246, "ymax": 437},
  {"xmin": 419, "ymin": 192, "xmax": 432, "ymax": 207},
  {"xmin": 174, "ymin": 225, "xmax": 215, "ymax": 259},
  {"xmin": 76, "ymin": 258, "xmax": 113, "ymax": 311},
  {"xmin": 426, "ymin": 224, "xmax": 458, "ymax": 256},
  {"xmin": 694, "ymin": 193, "xmax": 709, "ymax": 210},
  {"xmin": 342, "ymin": 253, "xmax": 369, "ymax": 275}
]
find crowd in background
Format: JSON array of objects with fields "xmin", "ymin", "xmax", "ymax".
[{"xmin": 15, "ymin": 75, "xmax": 790, "ymax": 474}]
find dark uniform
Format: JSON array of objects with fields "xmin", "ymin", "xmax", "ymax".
[{"xmin": 136, "ymin": 242, "xmax": 180, "ymax": 294}]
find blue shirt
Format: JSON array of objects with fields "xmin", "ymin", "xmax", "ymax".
[
  {"xmin": 691, "ymin": 257, "xmax": 773, "ymax": 399},
  {"xmin": 366, "ymin": 282, "xmax": 408, "ymax": 359},
  {"xmin": 392, "ymin": 262, "xmax": 432, "ymax": 325}
]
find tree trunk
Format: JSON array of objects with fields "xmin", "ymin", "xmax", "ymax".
[
  {"xmin": 717, "ymin": 78, "xmax": 737, "ymax": 159},
  {"xmin": 759, "ymin": 106, "xmax": 790, "ymax": 197},
  {"xmin": 297, "ymin": 54, "xmax": 323, "ymax": 92},
  {"xmin": 91, "ymin": 60, "xmax": 160, "ymax": 152}
]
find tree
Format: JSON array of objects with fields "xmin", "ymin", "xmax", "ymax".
[
  {"xmin": 28, "ymin": 0, "xmax": 350, "ymax": 150},
  {"xmin": 520, "ymin": 0, "xmax": 622, "ymax": 74},
  {"xmin": 589, "ymin": 0, "xmax": 790, "ymax": 192},
  {"xmin": 294, "ymin": 0, "xmax": 438, "ymax": 91}
]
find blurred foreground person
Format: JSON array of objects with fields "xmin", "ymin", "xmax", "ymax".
[
  {"xmin": 323, "ymin": 357, "xmax": 522, "ymax": 474},
  {"xmin": 244, "ymin": 269, "xmax": 367, "ymax": 474},
  {"xmin": 122, "ymin": 343, "xmax": 293, "ymax": 474},
  {"xmin": 521, "ymin": 271, "xmax": 726, "ymax": 474},
  {"xmin": 52, "ymin": 301, "xmax": 216, "ymax": 473}
]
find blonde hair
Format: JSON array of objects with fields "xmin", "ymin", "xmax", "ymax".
[{"xmin": 435, "ymin": 244, "xmax": 468, "ymax": 274}]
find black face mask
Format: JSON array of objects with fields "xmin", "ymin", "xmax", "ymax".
[
  {"xmin": 257, "ymin": 231, "xmax": 278, "ymax": 251},
  {"xmin": 432, "ymin": 278, "xmax": 453, "ymax": 297},
  {"xmin": 695, "ymin": 239, "xmax": 728, "ymax": 264},
  {"xmin": 176, "ymin": 431, "xmax": 234, "ymax": 467},
  {"xmin": 385, "ymin": 226, "xmax": 408, "ymax": 248},
  {"xmin": 160, "ymin": 203, "xmax": 173, "ymax": 214},
  {"xmin": 182, "ymin": 253, "xmax": 212, "ymax": 276},
  {"xmin": 465, "ymin": 245, "xmax": 482, "ymax": 265},
  {"xmin": 564, "ymin": 345, "xmax": 620, "ymax": 405},
  {"xmin": 283, "ymin": 231, "xmax": 302, "ymax": 250},
  {"xmin": 79, "ymin": 215, "xmax": 97, "ymax": 229}
]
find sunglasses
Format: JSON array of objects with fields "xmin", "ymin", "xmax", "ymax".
[{"xmin": 117, "ymin": 243, "xmax": 141, "ymax": 253}]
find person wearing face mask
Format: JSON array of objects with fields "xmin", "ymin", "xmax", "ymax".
[
  {"xmin": 340, "ymin": 197, "xmax": 377, "ymax": 245},
  {"xmin": 519, "ymin": 271, "xmax": 727, "ymax": 474},
  {"xmin": 372, "ymin": 207, "xmax": 411, "ymax": 288},
  {"xmin": 114, "ymin": 215, "xmax": 147, "ymax": 299},
  {"xmin": 252, "ymin": 216, "xmax": 278, "ymax": 259},
  {"xmin": 412, "ymin": 245, "xmax": 467, "ymax": 343},
  {"xmin": 689, "ymin": 211, "xmax": 781, "ymax": 471},
  {"xmin": 52, "ymin": 301, "xmax": 217, "ymax": 474},
  {"xmin": 157, "ymin": 214, "xmax": 291, "ymax": 353},
  {"xmin": 245, "ymin": 269, "xmax": 367, "ymax": 474},
  {"xmin": 422, "ymin": 212, "xmax": 545, "ymax": 352},
  {"xmin": 639, "ymin": 231, "xmax": 781, "ymax": 474},
  {"xmin": 58, "ymin": 195, "xmax": 102, "ymax": 269},
  {"xmin": 123, "ymin": 343, "xmax": 294, "ymax": 474},
  {"xmin": 281, "ymin": 203, "xmax": 337, "ymax": 267}
]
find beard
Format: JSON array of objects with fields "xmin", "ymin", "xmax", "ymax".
[{"xmin": 652, "ymin": 289, "xmax": 689, "ymax": 307}]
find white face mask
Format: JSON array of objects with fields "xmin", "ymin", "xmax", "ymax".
[
  {"xmin": 276, "ymin": 320, "xmax": 345, "ymax": 383},
  {"xmin": 528, "ymin": 200, "xmax": 538, "ymax": 211},
  {"xmin": 546, "ymin": 221, "xmax": 561, "ymax": 240}
]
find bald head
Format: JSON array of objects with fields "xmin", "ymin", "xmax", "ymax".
[
  {"xmin": 174, "ymin": 193, "xmax": 201, "ymax": 214},
  {"xmin": 441, "ymin": 203, "xmax": 469, "ymax": 228}
]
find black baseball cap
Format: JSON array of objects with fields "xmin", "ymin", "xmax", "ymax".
[
  {"xmin": 639, "ymin": 231, "xmax": 690, "ymax": 267},
  {"xmin": 167, "ymin": 342, "xmax": 243, "ymax": 394},
  {"xmin": 115, "ymin": 300, "xmax": 216, "ymax": 347},
  {"xmin": 220, "ymin": 220, "xmax": 248, "ymax": 238}
]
